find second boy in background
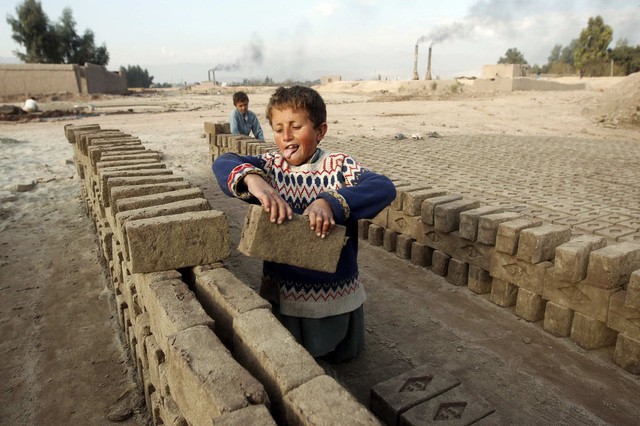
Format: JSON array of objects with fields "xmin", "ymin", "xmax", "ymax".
[
  {"xmin": 214, "ymin": 85, "xmax": 395, "ymax": 362},
  {"xmin": 229, "ymin": 91, "xmax": 264, "ymax": 140}
]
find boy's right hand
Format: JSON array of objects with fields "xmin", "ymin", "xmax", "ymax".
[{"xmin": 243, "ymin": 174, "xmax": 293, "ymax": 224}]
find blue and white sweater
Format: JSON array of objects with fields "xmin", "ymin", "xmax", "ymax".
[{"xmin": 213, "ymin": 148, "xmax": 396, "ymax": 318}]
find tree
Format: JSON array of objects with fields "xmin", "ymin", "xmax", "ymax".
[
  {"xmin": 120, "ymin": 65, "xmax": 154, "ymax": 88},
  {"xmin": 610, "ymin": 38, "xmax": 640, "ymax": 76},
  {"xmin": 498, "ymin": 48, "xmax": 528, "ymax": 65},
  {"xmin": 573, "ymin": 16, "xmax": 612, "ymax": 76},
  {"xmin": 6, "ymin": 0, "xmax": 109, "ymax": 65}
]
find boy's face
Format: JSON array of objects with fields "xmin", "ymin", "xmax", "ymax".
[
  {"xmin": 271, "ymin": 107, "xmax": 327, "ymax": 166},
  {"xmin": 235, "ymin": 101, "xmax": 248, "ymax": 114}
]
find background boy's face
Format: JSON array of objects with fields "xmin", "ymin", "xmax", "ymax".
[
  {"xmin": 271, "ymin": 107, "xmax": 327, "ymax": 166},
  {"xmin": 235, "ymin": 101, "xmax": 248, "ymax": 114}
]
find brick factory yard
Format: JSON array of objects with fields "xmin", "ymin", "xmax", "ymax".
[{"xmin": 1, "ymin": 75, "xmax": 640, "ymax": 425}]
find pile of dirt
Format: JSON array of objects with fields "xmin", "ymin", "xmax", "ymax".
[{"xmin": 588, "ymin": 72, "xmax": 640, "ymax": 128}]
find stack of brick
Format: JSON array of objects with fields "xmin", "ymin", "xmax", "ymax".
[
  {"xmin": 64, "ymin": 123, "xmax": 381, "ymax": 425},
  {"xmin": 361, "ymin": 184, "xmax": 640, "ymax": 375},
  {"xmin": 204, "ymin": 121, "xmax": 276, "ymax": 162}
]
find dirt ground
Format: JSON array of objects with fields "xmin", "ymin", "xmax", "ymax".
[{"xmin": 1, "ymin": 77, "xmax": 639, "ymax": 425}]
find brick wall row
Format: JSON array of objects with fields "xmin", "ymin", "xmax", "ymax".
[
  {"xmin": 64, "ymin": 123, "xmax": 381, "ymax": 425},
  {"xmin": 204, "ymin": 121, "xmax": 640, "ymax": 376}
]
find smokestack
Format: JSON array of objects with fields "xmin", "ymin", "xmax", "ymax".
[
  {"xmin": 425, "ymin": 46, "xmax": 432, "ymax": 80},
  {"xmin": 412, "ymin": 44, "xmax": 419, "ymax": 80}
]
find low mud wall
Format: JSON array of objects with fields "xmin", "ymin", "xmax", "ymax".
[
  {"xmin": 64, "ymin": 123, "xmax": 379, "ymax": 425},
  {"xmin": 1, "ymin": 63, "xmax": 126, "ymax": 97},
  {"xmin": 205, "ymin": 122, "xmax": 640, "ymax": 377}
]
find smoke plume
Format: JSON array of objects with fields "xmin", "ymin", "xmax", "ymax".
[
  {"xmin": 214, "ymin": 36, "xmax": 264, "ymax": 72},
  {"xmin": 416, "ymin": 0, "xmax": 529, "ymax": 46}
]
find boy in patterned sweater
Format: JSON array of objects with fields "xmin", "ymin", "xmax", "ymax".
[{"xmin": 213, "ymin": 85, "xmax": 395, "ymax": 362}]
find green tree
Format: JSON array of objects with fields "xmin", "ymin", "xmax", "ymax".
[
  {"xmin": 573, "ymin": 16, "xmax": 613, "ymax": 76},
  {"xmin": 610, "ymin": 38, "xmax": 640, "ymax": 75},
  {"xmin": 498, "ymin": 47, "xmax": 528, "ymax": 65},
  {"xmin": 6, "ymin": 0, "xmax": 109, "ymax": 65},
  {"xmin": 120, "ymin": 65, "xmax": 154, "ymax": 88}
]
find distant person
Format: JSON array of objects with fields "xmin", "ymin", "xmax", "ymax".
[
  {"xmin": 229, "ymin": 91, "xmax": 264, "ymax": 140},
  {"xmin": 213, "ymin": 85, "xmax": 396, "ymax": 362},
  {"xmin": 22, "ymin": 97, "xmax": 39, "ymax": 113}
]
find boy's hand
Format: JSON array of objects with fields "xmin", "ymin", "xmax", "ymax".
[
  {"xmin": 303, "ymin": 199, "xmax": 335, "ymax": 238},
  {"xmin": 243, "ymin": 174, "xmax": 293, "ymax": 224}
]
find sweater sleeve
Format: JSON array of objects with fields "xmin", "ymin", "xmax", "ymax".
[
  {"xmin": 317, "ymin": 157, "xmax": 396, "ymax": 224},
  {"xmin": 249, "ymin": 112, "xmax": 264, "ymax": 140},
  {"xmin": 212, "ymin": 152, "xmax": 267, "ymax": 199}
]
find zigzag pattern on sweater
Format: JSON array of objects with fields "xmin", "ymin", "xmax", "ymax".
[{"xmin": 279, "ymin": 277, "xmax": 361, "ymax": 302}]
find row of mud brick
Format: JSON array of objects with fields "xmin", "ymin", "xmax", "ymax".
[
  {"xmin": 64, "ymin": 123, "xmax": 381, "ymax": 425},
  {"xmin": 360, "ymin": 184, "xmax": 640, "ymax": 375},
  {"xmin": 203, "ymin": 120, "xmax": 640, "ymax": 376}
]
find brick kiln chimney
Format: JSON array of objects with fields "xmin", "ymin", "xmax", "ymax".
[
  {"xmin": 412, "ymin": 44, "xmax": 419, "ymax": 80},
  {"xmin": 425, "ymin": 46, "xmax": 432, "ymax": 80}
]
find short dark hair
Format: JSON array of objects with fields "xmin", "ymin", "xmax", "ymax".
[
  {"xmin": 265, "ymin": 85, "xmax": 326, "ymax": 129},
  {"xmin": 232, "ymin": 91, "xmax": 249, "ymax": 105}
]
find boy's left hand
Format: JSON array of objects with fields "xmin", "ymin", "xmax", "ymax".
[{"xmin": 303, "ymin": 199, "xmax": 335, "ymax": 238}]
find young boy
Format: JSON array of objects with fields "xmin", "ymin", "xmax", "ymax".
[
  {"xmin": 213, "ymin": 85, "xmax": 395, "ymax": 362},
  {"xmin": 229, "ymin": 91, "xmax": 264, "ymax": 140}
]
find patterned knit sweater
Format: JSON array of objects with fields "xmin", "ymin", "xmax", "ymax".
[{"xmin": 213, "ymin": 148, "xmax": 396, "ymax": 318}]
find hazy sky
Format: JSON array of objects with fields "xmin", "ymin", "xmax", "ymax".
[{"xmin": 1, "ymin": 0, "xmax": 638, "ymax": 84}]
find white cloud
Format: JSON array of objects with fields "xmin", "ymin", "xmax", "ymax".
[{"xmin": 315, "ymin": 2, "xmax": 337, "ymax": 17}]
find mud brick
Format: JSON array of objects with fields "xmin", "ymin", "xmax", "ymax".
[
  {"xmin": 126, "ymin": 210, "xmax": 230, "ymax": 273},
  {"xmin": 585, "ymin": 243, "xmax": 640, "ymax": 290},
  {"xmin": 134, "ymin": 312, "xmax": 151, "ymax": 370},
  {"xmin": 111, "ymin": 181, "xmax": 192, "ymax": 214},
  {"xmin": 613, "ymin": 333, "xmax": 640, "ymax": 375},
  {"xmin": 105, "ymin": 175, "xmax": 185, "ymax": 207},
  {"xmin": 403, "ymin": 188, "xmax": 447, "ymax": 216},
  {"xmin": 543, "ymin": 268, "xmax": 618, "ymax": 323},
  {"xmin": 158, "ymin": 394, "xmax": 185, "ymax": 426},
  {"xmin": 459, "ymin": 206, "xmax": 504, "ymax": 241},
  {"xmin": 396, "ymin": 234, "xmax": 415, "ymax": 259},
  {"xmin": 476, "ymin": 212, "xmax": 523, "ymax": 246},
  {"xmin": 370, "ymin": 207, "xmax": 389, "ymax": 228},
  {"xmin": 238, "ymin": 205, "xmax": 346, "ymax": 273},
  {"xmin": 81, "ymin": 131, "xmax": 130, "ymax": 154},
  {"xmin": 116, "ymin": 198, "xmax": 211, "ymax": 261},
  {"xmin": 390, "ymin": 185, "xmax": 431, "ymax": 211},
  {"xmin": 166, "ymin": 326, "xmax": 268, "ymax": 425},
  {"xmin": 192, "ymin": 267, "xmax": 271, "ymax": 347},
  {"xmin": 551, "ymin": 235, "xmax": 608, "ymax": 283},
  {"xmin": 570, "ymin": 311, "xmax": 618, "ymax": 350},
  {"xmin": 98, "ymin": 169, "xmax": 174, "ymax": 200},
  {"xmin": 370, "ymin": 365, "xmax": 460, "ymax": 426},
  {"xmin": 388, "ymin": 209, "xmax": 426, "ymax": 240},
  {"xmin": 358, "ymin": 219, "xmax": 371, "ymax": 240},
  {"xmin": 489, "ymin": 278, "xmax": 518, "ymax": 307},
  {"xmin": 214, "ymin": 405, "xmax": 276, "ymax": 426},
  {"xmin": 515, "ymin": 287, "xmax": 546, "ymax": 322},
  {"xmin": 64, "ymin": 123, "xmax": 100, "ymax": 143},
  {"xmin": 410, "ymin": 241, "xmax": 433, "ymax": 267},
  {"xmin": 468, "ymin": 265, "xmax": 492, "ymax": 294},
  {"xmin": 421, "ymin": 194, "xmax": 463, "ymax": 225},
  {"xmin": 203, "ymin": 121, "xmax": 228, "ymax": 137},
  {"xmin": 495, "ymin": 218, "xmax": 544, "ymax": 255},
  {"xmin": 434, "ymin": 199, "xmax": 480, "ymax": 234},
  {"xmin": 420, "ymin": 228, "xmax": 492, "ymax": 271},
  {"xmin": 97, "ymin": 158, "xmax": 161, "ymax": 173},
  {"xmin": 98, "ymin": 162, "xmax": 167, "ymax": 175},
  {"xmin": 446, "ymin": 259, "xmax": 469, "ymax": 286},
  {"xmin": 543, "ymin": 301, "xmax": 574, "ymax": 337},
  {"xmin": 516, "ymin": 224, "xmax": 572, "ymax": 264},
  {"xmin": 368, "ymin": 224, "xmax": 384, "ymax": 246},
  {"xmin": 627, "ymin": 271, "xmax": 640, "ymax": 310},
  {"xmin": 115, "ymin": 187, "xmax": 205, "ymax": 214},
  {"xmin": 607, "ymin": 291, "xmax": 640, "ymax": 339},
  {"xmin": 232, "ymin": 309, "xmax": 324, "ymax": 424},
  {"xmin": 89, "ymin": 144, "xmax": 145, "ymax": 165},
  {"xmin": 285, "ymin": 375, "xmax": 380, "ymax": 426},
  {"xmin": 398, "ymin": 384, "xmax": 494, "ymax": 426},
  {"xmin": 490, "ymin": 251, "xmax": 552, "ymax": 295},
  {"xmin": 383, "ymin": 229, "xmax": 398, "ymax": 252},
  {"xmin": 431, "ymin": 250, "xmax": 450, "ymax": 277}
]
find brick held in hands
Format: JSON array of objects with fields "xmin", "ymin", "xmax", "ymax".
[
  {"xmin": 125, "ymin": 210, "xmax": 230, "ymax": 273},
  {"xmin": 238, "ymin": 204, "xmax": 346, "ymax": 273}
]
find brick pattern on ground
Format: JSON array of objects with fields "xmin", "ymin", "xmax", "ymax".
[{"xmin": 65, "ymin": 123, "xmax": 378, "ymax": 425}]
